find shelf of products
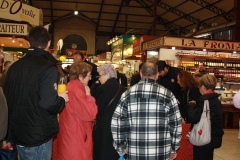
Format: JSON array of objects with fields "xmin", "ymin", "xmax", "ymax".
[{"xmin": 176, "ymin": 54, "xmax": 240, "ymax": 82}]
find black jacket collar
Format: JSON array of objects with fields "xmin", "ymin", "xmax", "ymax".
[{"xmin": 26, "ymin": 47, "xmax": 58, "ymax": 64}]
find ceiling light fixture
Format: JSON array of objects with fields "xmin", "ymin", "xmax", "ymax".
[
  {"xmin": 194, "ymin": 33, "xmax": 212, "ymax": 38},
  {"xmin": 172, "ymin": 47, "xmax": 175, "ymax": 50},
  {"xmin": 74, "ymin": 3, "xmax": 78, "ymax": 15},
  {"xmin": 132, "ymin": 35, "xmax": 135, "ymax": 40}
]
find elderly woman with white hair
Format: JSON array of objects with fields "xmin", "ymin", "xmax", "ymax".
[{"xmin": 91, "ymin": 64, "xmax": 126, "ymax": 160}]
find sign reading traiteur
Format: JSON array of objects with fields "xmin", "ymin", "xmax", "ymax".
[
  {"xmin": 0, "ymin": 0, "xmax": 43, "ymax": 26},
  {"xmin": 0, "ymin": 22, "xmax": 30, "ymax": 36}
]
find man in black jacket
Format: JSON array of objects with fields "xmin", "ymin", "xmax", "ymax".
[
  {"xmin": 156, "ymin": 60, "xmax": 182, "ymax": 102},
  {"xmin": 130, "ymin": 63, "xmax": 143, "ymax": 86},
  {"xmin": 5, "ymin": 26, "xmax": 69, "ymax": 160},
  {"xmin": 115, "ymin": 67, "xmax": 128, "ymax": 88}
]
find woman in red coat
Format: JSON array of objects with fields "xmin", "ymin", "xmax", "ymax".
[{"xmin": 57, "ymin": 62, "xmax": 98, "ymax": 160}]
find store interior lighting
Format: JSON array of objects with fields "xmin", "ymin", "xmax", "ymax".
[
  {"xmin": 203, "ymin": 49, "xmax": 207, "ymax": 52},
  {"xmin": 172, "ymin": 47, "xmax": 175, "ymax": 50},
  {"xmin": 193, "ymin": 33, "xmax": 212, "ymax": 38},
  {"xmin": 132, "ymin": 35, "xmax": 135, "ymax": 40},
  {"xmin": 107, "ymin": 36, "xmax": 119, "ymax": 45}
]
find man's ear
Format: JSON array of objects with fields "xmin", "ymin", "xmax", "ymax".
[
  {"xmin": 45, "ymin": 40, "xmax": 51, "ymax": 50},
  {"xmin": 140, "ymin": 71, "xmax": 143, "ymax": 78},
  {"xmin": 154, "ymin": 73, "xmax": 159, "ymax": 80}
]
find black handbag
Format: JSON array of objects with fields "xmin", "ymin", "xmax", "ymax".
[{"xmin": 93, "ymin": 84, "xmax": 121, "ymax": 134}]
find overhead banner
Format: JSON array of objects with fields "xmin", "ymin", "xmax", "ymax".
[
  {"xmin": 163, "ymin": 36, "xmax": 240, "ymax": 51},
  {"xmin": 142, "ymin": 37, "xmax": 164, "ymax": 50},
  {"xmin": 0, "ymin": 0, "xmax": 43, "ymax": 26},
  {"xmin": 133, "ymin": 35, "xmax": 159, "ymax": 55},
  {"xmin": 0, "ymin": 22, "xmax": 30, "ymax": 36}
]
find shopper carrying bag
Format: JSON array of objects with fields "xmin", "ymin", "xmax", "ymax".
[
  {"xmin": 190, "ymin": 100, "xmax": 211, "ymax": 146},
  {"xmin": 187, "ymin": 74, "xmax": 224, "ymax": 160}
]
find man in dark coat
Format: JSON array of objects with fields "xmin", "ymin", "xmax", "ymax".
[
  {"xmin": 130, "ymin": 63, "xmax": 143, "ymax": 86},
  {"xmin": 115, "ymin": 67, "xmax": 128, "ymax": 88},
  {"xmin": 5, "ymin": 26, "xmax": 69, "ymax": 160},
  {"xmin": 156, "ymin": 60, "xmax": 182, "ymax": 102},
  {"xmin": 73, "ymin": 51, "xmax": 98, "ymax": 87}
]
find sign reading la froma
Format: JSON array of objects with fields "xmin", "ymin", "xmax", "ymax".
[
  {"xmin": 0, "ymin": 22, "xmax": 29, "ymax": 36},
  {"xmin": 0, "ymin": 0, "xmax": 43, "ymax": 26},
  {"xmin": 164, "ymin": 37, "xmax": 240, "ymax": 51}
]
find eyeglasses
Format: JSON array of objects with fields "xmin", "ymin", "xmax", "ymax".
[{"xmin": 98, "ymin": 74, "xmax": 105, "ymax": 78}]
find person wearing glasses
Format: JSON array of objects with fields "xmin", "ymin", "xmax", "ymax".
[
  {"xmin": 177, "ymin": 70, "xmax": 201, "ymax": 122},
  {"xmin": 91, "ymin": 64, "xmax": 126, "ymax": 160},
  {"xmin": 57, "ymin": 62, "xmax": 97, "ymax": 160},
  {"xmin": 187, "ymin": 74, "xmax": 224, "ymax": 160}
]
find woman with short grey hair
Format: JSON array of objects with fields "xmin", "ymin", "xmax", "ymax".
[
  {"xmin": 91, "ymin": 64, "xmax": 126, "ymax": 160},
  {"xmin": 97, "ymin": 64, "xmax": 117, "ymax": 81}
]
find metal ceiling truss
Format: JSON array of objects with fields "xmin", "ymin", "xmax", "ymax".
[
  {"xmin": 111, "ymin": 0, "xmax": 125, "ymax": 34},
  {"xmin": 136, "ymin": 0, "xmax": 182, "ymax": 36},
  {"xmin": 157, "ymin": 1, "xmax": 210, "ymax": 29},
  {"xmin": 190, "ymin": 0, "xmax": 233, "ymax": 21},
  {"xmin": 95, "ymin": 0, "xmax": 105, "ymax": 33}
]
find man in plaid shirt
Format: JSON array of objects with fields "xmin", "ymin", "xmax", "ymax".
[{"xmin": 111, "ymin": 62, "xmax": 182, "ymax": 160}]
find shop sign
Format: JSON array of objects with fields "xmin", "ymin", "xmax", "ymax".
[
  {"xmin": 133, "ymin": 46, "xmax": 140, "ymax": 53},
  {"xmin": 0, "ymin": 22, "xmax": 29, "ymax": 36},
  {"xmin": 143, "ymin": 37, "xmax": 163, "ymax": 50},
  {"xmin": 164, "ymin": 36, "xmax": 240, "ymax": 51},
  {"xmin": 0, "ymin": 0, "xmax": 43, "ymax": 26}
]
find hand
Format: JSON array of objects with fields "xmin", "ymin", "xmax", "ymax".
[
  {"xmin": 85, "ymin": 86, "xmax": 91, "ymax": 96},
  {"xmin": 118, "ymin": 149, "xmax": 128, "ymax": 156},
  {"xmin": 59, "ymin": 91, "xmax": 69, "ymax": 102},
  {"xmin": 170, "ymin": 153, "xmax": 177, "ymax": 160},
  {"xmin": 189, "ymin": 100, "xmax": 196, "ymax": 104}
]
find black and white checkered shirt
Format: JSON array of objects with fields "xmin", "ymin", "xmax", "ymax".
[{"xmin": 111, "ymin": 78, "xmax": 182, "ymax": 160}]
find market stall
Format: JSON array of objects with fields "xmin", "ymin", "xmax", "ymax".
[{"xmin": 142, "ymin": 36, "xmax": 240, "ymax": 129}]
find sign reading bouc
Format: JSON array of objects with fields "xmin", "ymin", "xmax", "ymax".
[
  {"xmin": 0, "ymin": 22, "xmax": 30, "ymax": 36},
  {"xmin": 0, "ymin": 0, "xmax": 43, "ymax": 26}
]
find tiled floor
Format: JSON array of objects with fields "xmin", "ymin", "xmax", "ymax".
[{"xmin": 214, "ymin": 129, "xmax": 240, "ymax": 160}]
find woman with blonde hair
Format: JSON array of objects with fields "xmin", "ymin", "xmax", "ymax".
[
  {"xmin": 187, "ymin": 74, "xmax": 224, "ymax": 160},
  {"xmin": 57, "ymin": 62, "xmax": 98, "ymax": 160}
]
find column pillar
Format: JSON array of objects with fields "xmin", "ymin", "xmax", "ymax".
[{"xmin": 232, "ymin": 0, "xmax": 240, "ymax": 41}]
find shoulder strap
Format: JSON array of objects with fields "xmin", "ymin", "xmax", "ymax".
[
  {"xmin": 203, "ymin": 100, "xmax": 210, "ymax": 118},
  {"xmin": 98, "ymin": 84, "xmax": 121, "ymax": 118}
]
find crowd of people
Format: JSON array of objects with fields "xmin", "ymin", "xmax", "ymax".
[{"xmin": 0, "ymin": 26, "xmax": 225, "ymax": 160}]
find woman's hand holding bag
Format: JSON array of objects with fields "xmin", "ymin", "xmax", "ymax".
[{"xmin": 190, "ymin": 100, "xmax": 211, "ymax": 146}]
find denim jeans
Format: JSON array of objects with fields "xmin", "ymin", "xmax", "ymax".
[{"xmin": 17, "ymin": 139, "xmax": 52, "ymax": 160}]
